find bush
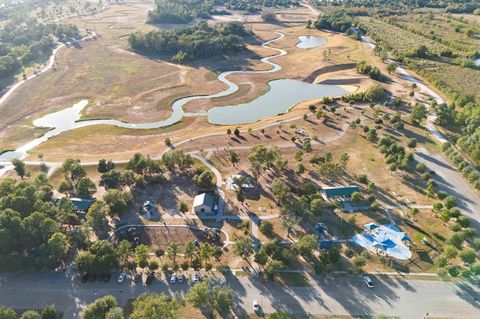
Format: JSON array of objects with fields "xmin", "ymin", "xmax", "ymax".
[
  {"xmin": 259, "ymin": 221, "xmax": 274, "ymax": 237},
  {"xmin": 357, "ymin": 174, "xmax": 368, "ymax": 184}
]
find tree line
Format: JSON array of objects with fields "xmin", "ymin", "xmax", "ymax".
[
  {"xmin": 0, "ymin": 15, "xmax": 79, "ymax": 80},
  {"xmin": 128, "ymin": 21, "xmax": 249, "ymax": 63}
]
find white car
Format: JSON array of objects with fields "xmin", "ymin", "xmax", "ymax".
[
  {"xmin": 253, "ymin": 300, "xmax": 260, "ymax": 313},
  {"xmin": 192, "ymin": 271, "xmax": 201, "ymax": 283},
  {"xmin": 363, "ymin": 276, "xmax": 374, "ymax": 288},
  {"xmin": 170, "ymin": 273, "xmax": 177, "ymax": 284},
  {"xmin": 117, "ymin": 272, "xmax": 126, "ymax": 283}
]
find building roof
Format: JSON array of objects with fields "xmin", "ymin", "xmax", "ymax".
[
  {"xmin": 193, "ymin": 193, "xmax": 214, "ymax": 208},
  {"xmin": 70, "ymin": 198, "xmax": 94, "ymax": 211},
  {"xmin": 322, "ymin": 185, "xmax": 360, "ymax": 198},
  {"xmin": 364, "ymin": 222, "xmax": 379, "ymax": 231}
]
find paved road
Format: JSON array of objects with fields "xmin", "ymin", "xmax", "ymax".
[
  {"xmin": 415, "ymin": 148, "xmax": 480, "ymax": 231},
  {"xmin": 0, "ymin": 271, "xmax": 478, "ymax": 318}
]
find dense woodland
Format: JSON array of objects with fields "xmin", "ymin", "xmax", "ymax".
[
  {"xmin": 312, "ymin": 0, "xmax": 480, "ymax": 14},
  {"xmin": 147, "ymin": 0, "xmax": 299, "ymax": 23},
  {"xmin": 128, "ymin": 21, "xmax": 249, "ymax": 62},
  {"xmin": 0, "ymin": 16, "xmax": 79, "ymax": 81}
]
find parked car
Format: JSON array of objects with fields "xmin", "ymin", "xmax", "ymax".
[
  {"xmin": 178, "ymin": 274, "xmax": 185, "ymax": 283},
  {"xmin": 170, "ymin": 273, "xmax": 177, "ymax": 284},
  {"xmin": 253, "ymin": 300, "xmax": 261, "ymax": 314},
  {"xmin": 192, "ymin": 271, "xmax": 201, "ymax": 283},
  {"xmin": 104, "ymin": 273, "xmax": 112, "ymax": 283},
  {"xmin": 81, "ymin": 273, "xmax": 89, "ymax": 283},
  {"xmin": 97, "ymin": 273, "xmax": 105, "ymax": 281},
  {"xmin": 117, "ymin": 272, "xmax": 126, "ymax": 283},
  {"xmin": 88, "ymin": 273, "xmax": 97, "ymax": 282},
  {"xmin": 145, "ymin": 273, "xmax": 155, "ymax": 285},
  {"xmin": 363, "ymin": 276, "xmax": 374, "ymax": 288},
  {"xmin": 134, "ymin": 273, "xmax": 142, "ymax": 283}
]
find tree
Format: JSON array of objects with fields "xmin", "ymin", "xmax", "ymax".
[
  {"xmin": 0, "ymin": 306, "xmax": 16, "ymax": 319},
  {"xmin": 459, "ymin": 247, "xmax": 477, "ymax": 264},
  {"xmin": 228, "ymin": 150, "xmax": 240, "ymax": 167},
  {"xmin": 186, "ymin": 279, "xmax": 210, "ymax": 310},
  {"xmin": 254, "ymin": 248, "xmax": 269, "ymax": 265},
  {"xmin": 177, "ymin": 201, "xmax": 189, "ymax": 213},
  {"xmin": 44, "ymin": 232, "xmax": 69, "ymax": 267},
  {"xmin": 271, "ymin": 178, "xmax": 292, "ymax": 206},
  {"xmin": 264, "ymin": 259, "xmax": 285, "ymax": 280},
  {"xmin": 20, "ymin": 310, "xmax": 40, "ymax": 319},
  {"xmin": 130, "ymin": 293, "xmax": 179, "ymax": 319},
  {"xmin": 293, "ymin": 234, "xmax": 317, "ymax": 257},
  {"xmin": 86, "ymin": 201, "xmax": 110, "ymax": 236},
  {"xmin": 81, "ymin": 295, "xmax": 118, "ymax": 319},
  {"xmin": 234, "ymin": 128, "xmax": 240, "ymax": 136},
  {"xmin": 294, "ymin": 163, "xmax": 305, "ymax": 175},
  {"xmin": 117, "ymin": 240, "xmax": 133, "ymax": 268},
  {"xmin": 198, "ymin": 242, "xmax": 212, "ymax": 265},
  {"xmin": 167, "ymin": 243, "xmax": 179, "ymax": 264},
  {"xmin": 41, "ymin": 305, "xmax": 58, "ymax": 319},
  {"xmin": 261, "ymin": 11, "xmax": 277, "ymax": 22},
  {"xmin": 103, "ymin": 189, "xmax": 133, "ymax": 216},
  {"xmin": 259, "ymin": 221, "xmax": 273, "ymax": 237},
  {"xmin": 100, "ymin": 170, "xmax": 123, "ymax": 190},
  {"xmin": 61, "ymin": 158, "xmax": 86, "ymax": 187},
  {"xmin": 135, "ymin": 244, "xmax": 149, "ymax": 267},
  {"xmin": 193, "ymin": 170, "xmax": 214, "ymax": 189},
  {"xmin": 303, "ymin": 140, "xmax": 312, "ymax": 153},
  {"xmin": 410, "ymin": 103, "xmax": 427, "ymax": 125},
  {"xmin": 407, "ymin": 138, "xmax": 417, "ymax": 149},
  {"xmin": 164, "ymin": 138, "xmax": 172, "ymax": 146},
  {"xmin": 76, "ymin": 240, "xmax": 119, "ymax": 273},
  {"xmin": 105, "ymin": 307, "xmax": 124, "ymax": 319},
  {"xmin": 184, "ymin": 241, "xmax": 195, "ymax": 262},
  {"xmin": 12, "ymin": 159, "xmax": 26, "ymax": 179},
  {"xmin": 77, "ymin": 177, "xmax": 96, "ymax": 198},
  {"xmin": 234, "ymin": 237, "xmax": 254, "ymax": 259},
  {"xmin": 98, "ymin": 159, "xmax": 115, "ymax": 173},
  {"xmin": 387, "ymin": 62, "xmax": 396, "ymax": 74}
]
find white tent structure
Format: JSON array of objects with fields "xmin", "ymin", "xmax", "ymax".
[{"xmin": 352, "ymin": 224, "xmax": 412, "ymax": 260}]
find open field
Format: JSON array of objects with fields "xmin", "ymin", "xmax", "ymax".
[{"xmin": 0, "ymin": 2, "xmax": 380, "ymax": 160}]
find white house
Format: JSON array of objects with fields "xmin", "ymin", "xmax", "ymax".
[{"xmin": 193, "ymin": 193, "xmax": 214, "ymax": 214}]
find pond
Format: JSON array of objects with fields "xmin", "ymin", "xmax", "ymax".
[
  {"xmin": 296, "ymin": 35, "xmax": 327, "ymax": 49},
  {"xmin": 208, "ymin": 79, "xmax": 348, "ymax": 125}
]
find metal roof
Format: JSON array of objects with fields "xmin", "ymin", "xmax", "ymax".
[
  {"xmin": 193, "ymin": 193, "xmax": 214, "ymax": 208},
  {"xmin": 323, "ymin": 185, "xmax": 360, "ymax": 198}
]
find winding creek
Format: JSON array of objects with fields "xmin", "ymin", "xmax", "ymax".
[{"xmin": 0, "ymin": 32, "xmax": 343, "ymax": 161}]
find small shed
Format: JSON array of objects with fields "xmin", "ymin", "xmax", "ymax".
[
  {"xmin": 70, "ymin": 198, "xmax": 94, "ymax": 214},
  {"xmin": 193, "ymin": 193, "xmax": 215, "ymax": 214},
  {"xmin": 322, "ymin": 185, "xmax": 360, "ymax": 199},
  {"xmin": 364, "ymin": 222, "xmax": 379, "ymax": 232}
]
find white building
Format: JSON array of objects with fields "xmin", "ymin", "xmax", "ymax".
[{"xmin": 193, "ymin": 193, "xmax": 214, "ymax": 214}]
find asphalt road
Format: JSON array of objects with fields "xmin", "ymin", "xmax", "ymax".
[
  {"xmin": 0, "ymin": 270, "xmax": 478, "ymax": 318},
  {"xmin": 415, "ymin": 148, "xmax": 480, "ymax": 231}
]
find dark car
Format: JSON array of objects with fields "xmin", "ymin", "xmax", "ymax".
[
  {"xmin": 134, "ymin": 273, "xmax": 142, "ymax": 283},
  {"xmin": 81, "ymin": 273, "xmax": 89, "ymax": 283},
  {"xmin": 97, "ymin": 273, "xmax": 105, "ymax": 281},
  {"xmin": 104, "ymin": 273, "xmax": 112, "ymax": 283},
  {"xmin": 88, "ymin": 273, "xmax": 97, "ymax": 282},
  {"xmin": 145, "ymin": 273, "xmax": 155, "ymax": 285}
]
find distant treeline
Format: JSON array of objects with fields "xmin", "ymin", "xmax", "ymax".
[
  {"xmin": 312, "ymin": 0, "xmax": 480, "ymax": 14},
  {"xmin": 148, "ymin": 0, "xmax": 213, "ymax": 24},
  {"xmin": 223, "ymin": 0, "xmax": 299, "ymax": 12},
  {"xmin": 147, "ymin": 0, "xmax": 299, "ymax": 24},
  {"xmin": 0, "ymin": 16, "xmax": 79, "ymax": 79},
  {"xmin": 128, "ymin": 21, "xmax": 249, "ymax": 62}
]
